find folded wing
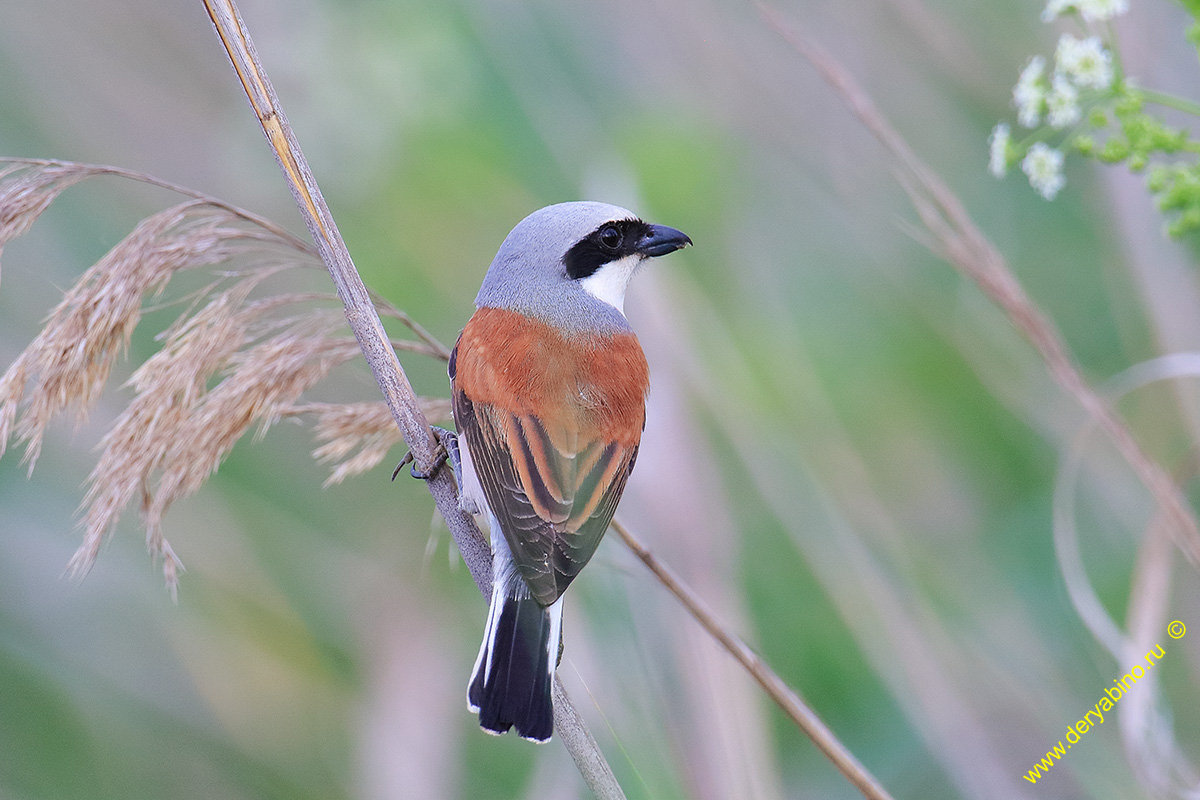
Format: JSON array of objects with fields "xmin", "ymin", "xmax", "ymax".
[{"xmin": 453, "ymin": 388, "xmax": 638, "ymax": 606}]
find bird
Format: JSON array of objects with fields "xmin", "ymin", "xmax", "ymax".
[{"xmin": 446, "ymin": 201, "xmax": 691, "ymax": 742}]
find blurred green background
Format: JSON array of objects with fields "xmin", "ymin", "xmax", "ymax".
[{"xmin": 1, "ymin": 0, "xmax": 1199, "ymax": 798}]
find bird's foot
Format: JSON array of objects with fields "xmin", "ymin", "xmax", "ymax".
[{"xmin": 392, "ymin": 427, "xmax": 459, "ymax": 482}]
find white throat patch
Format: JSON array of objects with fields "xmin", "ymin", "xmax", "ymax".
[{"xmin": 578, "ymin": 254, "xmax": 642, "ymax": 314}]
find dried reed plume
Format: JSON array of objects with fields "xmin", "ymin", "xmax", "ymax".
[
  {"xmin": 0, "ymin": 194, "xmax": 303, "ymax": 468},
  {"xmin": 0, "ymin": 161, "xmax": 105, "ymax": 283},
  {"xmin": 280, "ymin": 398, "xmax": 453, "ymax": 488},
  {"xmin": 0, "ymin": 160, "xmax": 445, "ymax": 592}
]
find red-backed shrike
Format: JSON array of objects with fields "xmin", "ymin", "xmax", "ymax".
[{"xmin": 446, "ymin": 202, "xmax": 690, "ymax": 741}]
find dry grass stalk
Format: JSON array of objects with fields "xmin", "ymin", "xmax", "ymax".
[
  {"xmin": 279, "ymin": 398, "xmax": 452, "ymax": 487},
  {"xmin": 610, "ymin": 517, "xmax": 896, "ymax": 800},
  {"xmin": 1, "ymin": 157, "xmax": 318, "ymax": 256},
  {"xmin": 200, "ymin": 0, "xmax": 463, "ymax": 514},
  {"xmin": 374, "ymin": 298, "xmax": 453, "ymax": 362},
  {"xmin": 761, "ymin": 7, "xmax": 1200, "ymax": 570}
]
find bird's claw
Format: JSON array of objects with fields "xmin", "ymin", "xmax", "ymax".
[
  {"xmin": 392, "ymin": 441, "xmax": 448, "ymax": 481},
  {"xmin": 391, "ymin": 427, "xmax": 461, "ymax": 483}
]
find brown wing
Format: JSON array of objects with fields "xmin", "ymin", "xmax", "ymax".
[
  {"xmin": 449, "ymin": 308, "xmax": 648, "ymax": 607},
  {"xmin": 453, "ymin": 384, "xmax": 639, "ymax": 607}
]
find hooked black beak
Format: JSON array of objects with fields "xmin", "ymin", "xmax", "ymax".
[{"xmin": 636, "ymin": 224, "xmax": 692, "ymax": 258}]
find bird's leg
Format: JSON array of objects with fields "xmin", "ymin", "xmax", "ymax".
[
  {"xmin": 392, "ymin": 427, "xmax": 457, "ymax": 482},
  {"xmin": 436, "ymin": 427, "xmax": 464, "ymax": 487},
  {"xmin": 438, "ymin": 429, "xmax": 482, "ymax": 514}
]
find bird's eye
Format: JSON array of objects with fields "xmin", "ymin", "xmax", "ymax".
[{"xmin": 597, "ymin": 225, "xmax": 622, "ymax": 251}]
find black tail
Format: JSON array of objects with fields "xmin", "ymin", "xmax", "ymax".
[{"xmin": 468, "ymin": 588, "xmax": 559, "ymax": 742}]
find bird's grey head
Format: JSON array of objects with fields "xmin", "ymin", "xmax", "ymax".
[{"xmin": 475, "ymin": 201, "xmax": 691, "ymax": 335}]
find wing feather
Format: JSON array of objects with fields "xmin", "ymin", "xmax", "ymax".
[{"xmin": 454, "ymin": 384, "xmax": 639, "ymax": 606}]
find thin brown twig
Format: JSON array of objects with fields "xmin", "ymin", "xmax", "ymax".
[
  {"xmin": 610, "ymin": 518, "xmax": 895, "ymax": 800},
  {"xmin": 372, "ymin": 291, "xmax": 453, "ymax": 361},
  {"xmin": 760, "ymin": 5, "xmax": 1200, "ymax": 568},
  {"xmin": 200, "ymin": 1, "xmax": 623, "ymax": 796}
]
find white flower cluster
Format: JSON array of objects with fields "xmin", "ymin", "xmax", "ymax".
[
  {"xmin": 1012, "ymin": 36, "xmax": 1113, "ymax": 131},
  {"xmin": 1013, "ymin": 56, "xmax": 1047, "ymax": 129},
  {"xmin": 1042, "ymin": 0, "xmax": 1128, "ymax": 23},
  {"xmin": 989, "ymin": 0, "xmax": 1127, "ymax": 199},
  {"xmin": 1022, "ymin": 142, "xmax": 1067, "ymax": 199},
  {"xmin": 1056, "ymin": 34, "xmax": 1114, "ymax": 90}
]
